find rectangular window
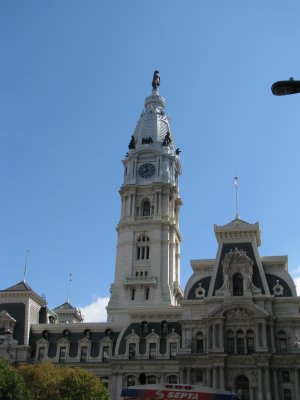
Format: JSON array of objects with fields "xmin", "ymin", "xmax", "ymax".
[
  {"xmin": 145, "ymin": 288, "xmax": 150, "ymax": 300},
  {"xmin": 146, "ymin": 247, "xmax": 149, "ymax": 259},
  {"xmin": 170, "ymin": 342, "xmax": 177, "ymax": 358},
  {"xmin": 59, "ymin": 347, "xmax": 67, "ymax": 363},
  {"xmin": 237, "ymin": 338, "xmax": 244, "ymax": 354},
  {"xmin": 131, "ymin": 289, "xmax": 135, "ymax": 301},
  {"xmin": 247, "ymin": 338, "xmax": 254, "ymax": 354},
  {"xmin": 227, "ymin": 338, "xmax": 234, "ymax": 354},
  {"xmin": 38, "ymin": 346, "xmax": 45, "ymax": 361},
  {"xmin": 282, "ymin": 370, "xmax": 290, "ymax": 382},
  {"xmin": 279, "ymin": 338, "xmax": 287, "ymax": 352},
  {"xmin": 129, "ymin": 343, "xmax": 136, "ymax": 360},
  {"xmin": 149, "ymin": 343, "xmax": 156, "ymax": 359},
  {"xmin": 196, "ymin": 369, "xmax": 204, "ymax": 383},
  {"xmin": 80, "ymin": 346, "xmax": 88, "ymax": 362},
  {"xmin": 196, "ymin": 340, "xmax": 204, "ymax": 353},
  {"xmin": 102, "ymin": 346, "xmax": 110, "ymax": 362},
  {"xmin": 283, "ymin": 389, "xmax": 292, "ymax": 400}
]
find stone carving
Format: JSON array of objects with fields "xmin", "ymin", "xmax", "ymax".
[
  {"xmin": 225, "ymin": 308, "xmax": 251, "ymax": 319},
  {"xmin": 273, "ymin": 280, "xmax": 284, "ymax": 296},
  {"xmin": 152, "ymin": 70, "xmax": 160, "ymax": 91},
  {"xmin": 195, "ymin": 282, "xmax": 206, "ymax": 299}
]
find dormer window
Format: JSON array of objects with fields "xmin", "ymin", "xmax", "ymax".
[
  {"xmin": 233, "ymin": 273, "xmax": 243, "ymax": 296},
  {"xmin": 38, "ymin": 346, "xmax": 45, "ymax": 361}
]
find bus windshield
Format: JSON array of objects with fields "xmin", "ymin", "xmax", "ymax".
[{"xmin": 121, "ymin": 384, "xmax": 239, "ymax": 400}]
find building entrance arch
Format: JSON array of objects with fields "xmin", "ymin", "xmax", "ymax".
[{"xmin": 235, "ymin": 375, "xmax": 249, "ymax": 400}]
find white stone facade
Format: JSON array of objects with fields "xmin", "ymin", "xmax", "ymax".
[{"xmin": 1, "ymin": 77, "xmax": 300, "ymax": 400}]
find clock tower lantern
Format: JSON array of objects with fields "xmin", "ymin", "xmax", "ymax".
[{"xmin": 107, "ymin": 72, "xmax": 183, "ymax": 323}]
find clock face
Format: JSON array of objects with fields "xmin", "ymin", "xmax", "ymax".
[{"xmin": 138, "ymin": 163, "xmax": 156, "ymax": 178}]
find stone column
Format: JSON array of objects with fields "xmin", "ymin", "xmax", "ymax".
[
  {"xmin": 186, "ymin": 368, "xmax": 191, "ymax": 384},
  {"xmin": 219, "ymin": 367, "xmax": 225, "ymax": 389},
  {"xmin": 109, "ymin": 374, "xmax": 117, "ymax": 400},
  {"xmin": 207, "ymin": 368, "xmax": 211, "ymax": 387},
  {"xmin": 272, "ymin": 368, "xmax": 279, "ymax": 400},
  {"xmin": 256, "ymin": 323, "xmax": 260, "ymax": 349},
  {"xmin": 212, "ymin": 324, "xmax": 216, "ymax": 350},
  {"xmin": 213, "ymin": 367, "xmax": 218, "ymax": 388},
  {"xmin": 116, "ymin": 374, "xmax": 124, "ymax": 400},
  {"xmin": 180, "ymin": 368, "xmax": 185, "ymax": 384},
  {"xmin": 270, "ymin": 321, "xmax": 276, "ymax": 352},
  {"xmin": 263, "ymin": 323, "xmax": 267, "ymax": 349},
  {"xmin": 294, "ymin": 368, "xmax": 300, "ymax": 400},
  {"xmin": 265, "ymin": 367, "xmax": 271, "ymax": 400},
  {"xmin": 220, "ymin": 323, "xmax": 224, "ymax": 349},
  {"xmin": 249, "ymin": 387, "xmax": 254, "ymax": 400},
  {"xmin": 257, "ymin": 368, "xmax": 263, "ymax": 400}
]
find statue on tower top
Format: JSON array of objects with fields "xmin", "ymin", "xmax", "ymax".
[{"xmin": 152, "ymin": 70, "xmax": 160, "ymax": 91}]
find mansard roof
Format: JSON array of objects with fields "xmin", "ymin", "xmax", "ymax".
[{"xmin": 214, "ymin": 218, "xmax": 261, "ymax": 246}]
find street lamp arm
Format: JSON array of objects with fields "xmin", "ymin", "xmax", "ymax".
[{"xmin": 271, "ymin": 78, "xmax": 300, "ymax": 96}]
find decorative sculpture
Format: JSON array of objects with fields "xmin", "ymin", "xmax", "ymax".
[
  {"xmin": 128, "ymin": 135, "xmax": 135, "ymax": 149},
  {"xmin": 142, "ymin": 137, "xmax": 153, "ymax": 144},
  {"xmin": 152, "ymin": 70, "xmax": 160, "ymax": 91},
  {"xmin": 175, "ymin": 148, "xmax": 181, "ymax": 155},
  {"xmin": 162, "ymin": 132, "xmax": 172, "ymax": 146}
]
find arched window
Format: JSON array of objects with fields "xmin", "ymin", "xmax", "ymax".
[
  {"xmin": 233, "ymin": 273, "xmax": 244, "ymax": 296},
  {"xmin": 142, "ymin": 200, "xmax": 151, "ymax": 216},
  {"xmin": 226, "ymin": 330, "xmax": 234, "ymax": 354},
  {"xmin": 196, "ymin": 332, "xmax": 204, "ymax": 353},
  {"xmin": 136, "ymin": 235, "xmax": 150, "ymax": 260},
  {"xmin": 246, "ymin": 330, "xmax": 254, "ymax": 354},
  {"xmin": 148, "ymin": 375, "xmax": 157, "ymax": 384},
  {"xmin": 236, "ymin": 330, "xmax": 245, "ymax": 354},
  {"xmin": 169, "ymin": 375, "xmax": 178, "ymax": 384}
]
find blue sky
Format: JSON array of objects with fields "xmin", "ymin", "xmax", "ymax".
[{"xmin": 1, "ymin": 1, "xmax": 300, "ymax": 321}]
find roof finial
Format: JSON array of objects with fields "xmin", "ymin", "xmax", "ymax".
[
  {"xmin": 152, "ymin": 70, "xmax": 160, "ymax": 93},
  {"xmin": 23, "ymin": 249, "xmax": 30, "ymax": 282},
  {"xmin": 66, "ymin": 273, "xmax": 72, "ymax": 303},
  {"xmin": 234, "ymin": 176, "xmax": 240, "ymax": 220}
]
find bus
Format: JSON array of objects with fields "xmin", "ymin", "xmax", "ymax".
[{"xmin": 121, "ymin": 384, "xmax": 239, "ymax": 400}]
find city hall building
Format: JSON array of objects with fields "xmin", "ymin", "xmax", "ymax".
[{"xmin": 1, "ymin": 74, "xmax": 300, "ymax": 400}]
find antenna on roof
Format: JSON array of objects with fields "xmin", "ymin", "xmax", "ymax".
[
  {"xmin": 23, "ymin": 249, "xmax": 30, "ymax": 282},
  {"xmin": 66, "ymin": 273, "xmax": 72, "ymax": 303},
  {"xmin": 234, "ymin": 176, "xmax": 240, "ymax": 220}
]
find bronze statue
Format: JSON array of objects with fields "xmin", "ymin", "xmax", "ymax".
[
  {"xmin": 128, "ymin": 135, "xmax": 135, "ymax": 149},
  {"xmin": 152, "ymin": 70, "xmax": 160, "ymax": 91},
  {"xmin": 162, "ymin": 131, "xmax": 172, "ymax": 146}
]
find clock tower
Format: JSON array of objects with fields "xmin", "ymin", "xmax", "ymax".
[{"xmin": 107, "ymin": 72, "xmax": 183, "ymax": 323}]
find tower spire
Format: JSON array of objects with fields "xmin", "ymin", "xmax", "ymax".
[
  {"xmin": 23, "ymin": 249, "xmax": 30, "ymax": 282},
  {"xmin": 234, "ymin": 176, "xmax": 240, "ymax": 220},
  {"xmin": 66, "ymin": 273, "xmax": 72, "ymax": 303}
]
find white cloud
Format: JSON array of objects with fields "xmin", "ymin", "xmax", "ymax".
[
  {"xmin": 80, "ymin": 297, "xmax": 109, "ymax": 322},
  {"xmin": 294, "ymin": 276, "xmax": 300, "ymax": 296}
]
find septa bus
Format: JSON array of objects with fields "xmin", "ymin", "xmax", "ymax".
[{"xmin": 121, "ymin": 384, "xmax": 239, "ymax": 400}]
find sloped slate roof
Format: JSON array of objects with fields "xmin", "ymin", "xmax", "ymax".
[{"xmin": 2, "ymin": 280, "xmax": 32, "ymax": 292}]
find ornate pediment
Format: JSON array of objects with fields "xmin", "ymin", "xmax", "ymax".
[
  {"xmin": 145, "ymin": 329, "xmax": 159, "ymax": 340},
  {"xmin": 167, "ymin": 328, "xmax": 180, "ymax": 340},
  {"xmin": 125, "ymin": 329, "xmax": 140, "ymax": 341},
  {"xmin": 224, "ymin": 308, "xmax": 253, "ymax": 320},
  {"xmin": 100, "ymin": 336, "xmax": 113, "ymax": 345}
]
